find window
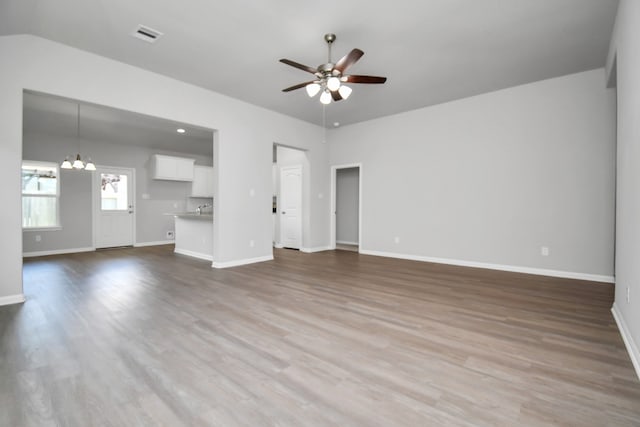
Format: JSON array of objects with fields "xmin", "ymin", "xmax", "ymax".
[
  {"xmin": 101, "ymin": 173, "xmax": 128, "ymax": 210},
  {"xmin": 22, "ymin": 161, "xmax": 60, "ymax": 229}
]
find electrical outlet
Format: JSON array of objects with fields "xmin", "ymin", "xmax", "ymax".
[
  {"xmin": 627, "ymin": 286, "xmax": 631, "ymax": 304},
  {"xmin": 166, "ymin": 230, "xmax": 175, "ymax": 239},
  {"xmin": 35, "ymin": 235, "xmax": 41, "ymax": 242},
  {"xmin": 249, "ymin": 240, "xmax": 255, "ymax": 248},
  {"xmin": 394, "ymin": 236, "xmax": 400, "ymax": 244},
  {"xmin": 541, "ymin": 246, "xmax": 549, "ymax": 256}
]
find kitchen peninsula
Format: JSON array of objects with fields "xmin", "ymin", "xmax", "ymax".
[{"xmin": 172, "ymin": 212, "xmax": 213, "ymax": 261}]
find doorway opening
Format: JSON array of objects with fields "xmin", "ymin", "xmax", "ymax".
[
  {"xmin": 330, "ymin": 164, "xmax": 362, "ymax": 252},
  {"xmin": 21, "ymin": 90, "xmax": 214, "ymax": 258}
]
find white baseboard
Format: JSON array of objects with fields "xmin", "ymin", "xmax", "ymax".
[
  {"xmin": 0, "ymin": 294, "xmax": 26, "ymax": 306},
  {"xmin": 612, "ymin": 303, "xmax": 640, "ymax": 380},
  {"xmin": 174, "ymin": 248, "xmax": 213, "ymax": 262},
  {"xmin": 300, "ymin": 246, "xmax": 332, "ymax": 253},
  {"xmin": 134, "ymin": 240, "xmax": 174, "ymax": 247},
  {"xmin": 336, "ymin": 240, "xmax": 358, "ymax": 246},
  {"xmin": 23, "ymin": 247, "xmax": 95, "ymax": 258},
  {"xmin": 212, "ymin": 255, "xmax": 273, "ymax": 269},
  {"xmin": 358, "ymin": 249, "xmax": 615, "ymax": 283},
  {"xmin": 273, "ymin": 243, "xmax": 284, "ymax": 249}
]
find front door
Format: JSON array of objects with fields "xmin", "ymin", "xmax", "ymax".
[
  {"xmin": 280, "ymin": 165, "xmax": 302, "ymax": 249},
  {"xmin": 94, "ymin": 166, "xmax": 134, "ymax": 248}
]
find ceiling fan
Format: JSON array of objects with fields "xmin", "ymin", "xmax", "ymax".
[{"xmin": 280, "ymin": 33, "xmax": 387, "ymax": 104}]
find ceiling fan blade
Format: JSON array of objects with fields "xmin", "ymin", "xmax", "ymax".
[
  {"xmin": 279, "ymin": 59, "xmax": 317, "ymax": 74},
  {"xmin": 334, "ymin": 49, "xmax": 364, "ymax": 73},
  {"xmin": 331, "ymin": 90, "xmax": 343, "ymax": 102},
  {"xmin": 282, "ymin": 81, "xmax": 316, "ymax": 92},
  {"xmin": 344, "ymin": 75, "xmax": 387, "ymax": 84}
]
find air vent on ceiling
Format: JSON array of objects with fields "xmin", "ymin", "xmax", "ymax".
[{"xmin": 132, "ymin": 25, "xmax": 163, "ymax": 43}]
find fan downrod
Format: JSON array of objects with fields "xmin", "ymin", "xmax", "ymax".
[{"xmin": 324, "ymin": 33, "xmax": 336, "ymax": 64}]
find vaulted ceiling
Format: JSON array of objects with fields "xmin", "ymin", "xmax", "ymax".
[{"xmin": 1, "ymin": 0, "xmax": 619, "ymax": 127}]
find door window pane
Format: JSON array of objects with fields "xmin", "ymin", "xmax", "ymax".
[{"xmin": 101, "ymin": 174, "xmax": 128, "ymax": 210}]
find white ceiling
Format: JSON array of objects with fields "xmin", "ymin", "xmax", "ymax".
[{"xmin": 2, "ymin": 0, "xmax": 619, "ymax": 127}]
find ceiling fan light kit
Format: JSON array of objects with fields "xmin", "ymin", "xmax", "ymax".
[{"xmin": 280, "ymin": 33, "xmax": 386, "ymax": 104}]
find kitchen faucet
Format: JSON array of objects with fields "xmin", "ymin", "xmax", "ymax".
[{"xmin": 196, "ymin": 203, "xmax": 211, "ymax": 214}]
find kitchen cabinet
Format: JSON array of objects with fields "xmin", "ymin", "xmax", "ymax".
[
  {"xmin": 152, "ymin": 154, "xmax": 195, "ymax": 181},
  {"xmin": 191, "ymin": 165, "xmax": 214, "ymax": 197}
]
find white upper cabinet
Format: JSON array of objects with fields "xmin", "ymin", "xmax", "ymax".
[
  {"xmin": 152, "ymin": 154, "xmax": 195, "ymax": 181},
  {"xmin": 191, "ymin": 165, "xmax": 214, "ymax": 197}
]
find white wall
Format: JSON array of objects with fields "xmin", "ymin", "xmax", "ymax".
[
  {"xmin": 329, "ymin": 69, "xmax": 616, "ymax": 281},
  {"xmin": 607, "ymin": 0, "xmax": 640, "ymax": 377},
  {"xmin": 336, "ymin": 167, "xmax": 359, "ymax": 245},
  {"xmin": 0, "ymin": 35, "xmax": 328, "ymax": 302}
]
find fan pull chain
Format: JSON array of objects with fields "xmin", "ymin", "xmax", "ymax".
[{"xmin": 322, "ymin": 104, "xmax": 327, "ymax": 143}]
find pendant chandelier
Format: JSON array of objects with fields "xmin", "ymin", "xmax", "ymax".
[{"xmin": 61, "ymin": 103, "xmax": 96, "ymax": 171}]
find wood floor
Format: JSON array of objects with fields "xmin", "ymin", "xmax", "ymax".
[
  {"xmin": 335, "ymin": 243, "xmax": 359, "ymax": 252},
  {"xmin": 2, "ymin": 246, "xmax": 639, "ymax": 426}
]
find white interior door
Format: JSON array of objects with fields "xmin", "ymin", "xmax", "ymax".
[
  {"xmin": 94, "ymin": 166, "xmax": 135, "ymax": 248},
  {"xmin": 280, "ymin": 165, "xmax": 302, "ymax": 249}
]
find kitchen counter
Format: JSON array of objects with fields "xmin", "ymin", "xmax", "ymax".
[
  {"xmin": 168, "ymin": 212, "xmax": 213, "ymax": 220},
  {"xmin": 170, "ymin": 213, "xmax": 213, "ymax": 262}
]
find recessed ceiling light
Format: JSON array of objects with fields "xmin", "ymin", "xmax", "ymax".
[
  {"xmin": 333, "ymin": 122, "xmax": 340, "ymax": 127},
  {"xmin": 177, "ymin": 128, "xmax": 186, "ymax": 134}
]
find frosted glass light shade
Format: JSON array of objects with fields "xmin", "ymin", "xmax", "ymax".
[
  {"xmin": 327, "ymin": 76, "xmax": 341, "ymax": 91},
  {"xmin": 306, "ymin": 83, "xmax": 321, "ymax": 97},
  {"xmin": 61, "ymin": 158, "xmax": 73, "ymax": 169},
  {"xmin": 320, "ymin": 90, "xmax": 332, "ymax": 105},
  {"xmin": 338, "ymin": 85, "xmax": 352, "ymax": 99},
  {"xmin": 85, "ymin": 159, "xmax": 96, "ymax": 171},
  {"xmin": 72, "ymin": 154, "xmax": 85, "ymax": 169}
]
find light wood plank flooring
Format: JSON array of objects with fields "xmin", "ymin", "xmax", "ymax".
[
  {"xmin": 335, "ymin": 243, "xmax": 359, "ymax": 252},
  {"xmin": 2, "ymin": 246, "xmax": 639, "ymax": 426}
]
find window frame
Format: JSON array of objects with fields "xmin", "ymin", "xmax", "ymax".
[{"xmin": 21, "ymin": 160, "xmax": 61, "ymax": 230}]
